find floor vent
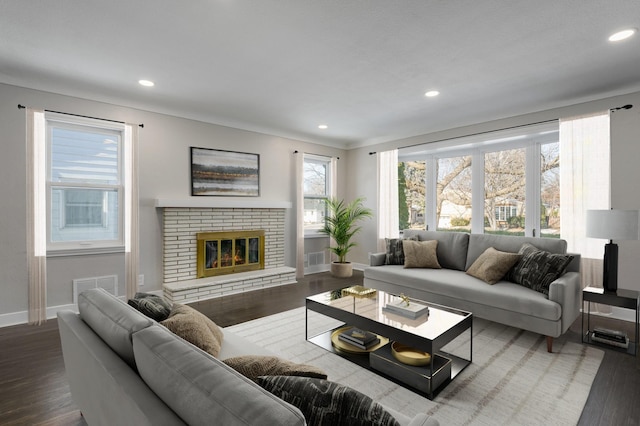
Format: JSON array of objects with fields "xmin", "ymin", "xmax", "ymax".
[{"xmin": 73, "ymin": 275, "xmax": 118, "ymax": 304}]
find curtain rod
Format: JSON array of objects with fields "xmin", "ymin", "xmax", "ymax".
[
  {"xmin": 293, "ymin": 150, "xmax": 339, "ymax": 160},
  {"xmin": 18, "ymin": 104, "xmax": 144, "ymax": 128},
  {"xmin": 381, "ymin": 103, "xmax": 633, "ymax": 154}
]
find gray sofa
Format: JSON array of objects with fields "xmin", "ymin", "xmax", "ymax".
[
  {"xmin": 364, "ymin": 231, "xmax": 581, "ymax": 352},
  {"xmin": 57, "ymin": 288, "xmax": 437, "ymax": 426}
]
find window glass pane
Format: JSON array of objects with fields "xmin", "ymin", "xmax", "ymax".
[
  {"xmin": 484, "ymin": 148, "xmax": 526, "ymax": 236},
  {"xmin": 51, "ymin": 188, "xmax": 118, "ymax": 242},
  {"xmin": 437, "ymin": 156, "xmax": 472, "ymax": 232},
  {"xmin": 541, "ymin": 142, "xmax": 560, "ymax": 238},
  {"xmin": 303, "ymin": 159, "xmax": 327, "ymax": 196},
  {"xmin": 304, "ymin": 198, "xmax": 326, "ymax": 231},
  {"xmin": 399, "ymin": 160, "xmax": 426, "ymax": 230},
  {"xmin": 51, "ymin": 127, "xmax": 119, "ymax": 184}
]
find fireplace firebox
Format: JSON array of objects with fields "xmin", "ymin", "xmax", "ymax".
[{"xmin": 196, "ymin": 230, "xmax": 265, "ymax": 278}]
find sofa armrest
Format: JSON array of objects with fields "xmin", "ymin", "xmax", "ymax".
[
  {"xmin": 548, "ymin": 271, "xmax": 581, "ymax": 335},
  {"xmin": 369, "ymin": 252, "xmax": 386, "ymax": 266}
]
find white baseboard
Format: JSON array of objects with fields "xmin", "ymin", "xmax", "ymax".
[{"xmin": 0, "ymin": 290, "xmax": 163, "ymax": 328}]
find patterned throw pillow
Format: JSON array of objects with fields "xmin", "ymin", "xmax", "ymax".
[
  {"xmin": 223, "ymin": 355, "xmax": 327, "ymax": 381},
  {"xmin": 385, "ymin": 236, "xmax": 418, "ymax": 265},
  {"xmin": 466, "ymin": 247, "xmax": 522, "ymax": 284},
  {"xmin": 160, "ymin": 303, "xmax": 224, "ymax": 357},
  {"xmin": 256, "ymin": 376, "xmax": 401, "ymax": 426},
  {"xmin": 402, "ymin": 240, "xmax": 441, "ymax": 269},
  {"xmin": 507, "ymin": 243, "xmax": 574, "ymax": 296},
  {"xmin": 127, "ymin": 293, "xmax": 172, "ymax": 322}
]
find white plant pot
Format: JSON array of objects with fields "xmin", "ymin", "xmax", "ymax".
[{"xmin": 331, "ymin": 262, "xmax": 353, "ymax": 278}]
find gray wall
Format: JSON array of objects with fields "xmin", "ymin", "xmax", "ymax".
[
  {"xmin": 346, "ymin": 90, "xmax": 640, "ymax": 292},
  {"xmin": 0, "ymin": 83, "xmax": 345, "ymax": 322}
]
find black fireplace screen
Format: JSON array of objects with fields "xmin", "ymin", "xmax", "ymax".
[{"xmin": 197, "ymin": 230, "xmax": 265, "ymax": 278}]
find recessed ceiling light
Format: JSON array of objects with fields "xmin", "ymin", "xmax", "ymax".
[
  {"xmin": 138, "ymin": 79, "xmax": 155, "ymax": 87},
  {"xmin": 318, "ymin": 124, "xmax": 328, "ymax": 129},
  {"xmin": 425, "ymin": 90, "xmax": 440, "ymax": 98},
  {"xmin": 608, "ymin": 28, "xmax": 636, "ymax": 42}
]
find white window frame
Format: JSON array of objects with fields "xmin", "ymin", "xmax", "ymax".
[
  {"xmin": 400, "ymin": 122, "xmax": 559, "ymax": 237},
  {"xmin": 303, "ymin": 154, "xmax": 333, "ymax": 236},
  {"xmin": 46, "ymin": 113, "xmax": 126, "ymax": 254}
]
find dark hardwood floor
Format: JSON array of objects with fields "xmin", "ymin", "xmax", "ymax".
[{"xmin": 1, "ymin": 271, "xmax": 638, "ymax": 425}]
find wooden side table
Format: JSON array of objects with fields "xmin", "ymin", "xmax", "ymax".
[{"xmin": 582, "ymin": 286, "xmax": 639, "ymax": 356}]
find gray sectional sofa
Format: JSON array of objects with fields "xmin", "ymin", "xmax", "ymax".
[
  {"xmin": 57, "ymin": 288, "xmax": 438, "ymax": 425},
  {"xmin": 364, "ymin": 231, "xmax": 581, "ymax": 352}
]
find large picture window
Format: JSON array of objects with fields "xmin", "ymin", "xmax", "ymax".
[
  {"xmin": 47, "ymin": 114, "xmax": 125, "ymax": 251},
  {"xmin": 398, "ymin": 122, "xmax": 561, "ymax": 238}
]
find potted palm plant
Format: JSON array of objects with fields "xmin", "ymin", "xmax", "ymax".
[{"xmin": 319, "ymin": 197, "xmax": 373, "ymax": 277}]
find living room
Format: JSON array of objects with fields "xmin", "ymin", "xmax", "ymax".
[{"xmin": 1, "ymin": 2, "xmax": 640, "ymax": 425}]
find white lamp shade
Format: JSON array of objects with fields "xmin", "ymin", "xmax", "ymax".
[{"xmin": 586, "ymin": 209, "xmax": 639, "ymax": 240}]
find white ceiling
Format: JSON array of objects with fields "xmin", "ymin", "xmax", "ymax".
[{"xmin": 1, "ymin": 1, "xmax": 639, "ymax": 149}]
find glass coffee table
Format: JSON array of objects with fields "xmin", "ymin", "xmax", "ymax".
[{"xmin": 306, "ymin": 286, "xmax": 472, "ymax": 399}]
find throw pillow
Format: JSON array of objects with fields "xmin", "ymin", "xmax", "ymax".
[
  {"xmin": 384, "ymin": 236, "xmax": 418, "ymax": 265},
  {"xmin": 508, "ymin": 243, "xmax": 574, "ymax": 295},
  {"xmin": 256, "ymin": 376, "xmax": 401, "ymax": 426},
  {"xmin": 160, "ymin": 303, "xmax": 224, "ymax": 357},
  {"xmin": 402, "ymin": 239, "xmax": 441, "ymax": 269},
  {"xmin": 223, "ymin": 355, "xmax": 327, "ymax": 381},
  {"xmin": 466, "ymin": 247, "xmax": 522, "ymax": 284},
  {"xmin": 127, "ymin": 292, "xmax": 172, "ymax": 322}
]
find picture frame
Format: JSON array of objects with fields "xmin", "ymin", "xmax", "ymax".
[{"xmin": 190, "ymin": 147, "xmax": 260, "ymax": 196}]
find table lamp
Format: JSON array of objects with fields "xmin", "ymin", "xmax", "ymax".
[{"xmin": 586, "ymin": 209, "xmax": 639, "ymax": 292}]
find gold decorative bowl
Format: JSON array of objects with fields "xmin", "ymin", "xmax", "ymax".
[
  {"xmin": 391, "ymin": 342, "xmax": 431, "ymax": 366},
  {"xmin": 331, "ymin": 326, "xmax": 388, "ymax": 354}
]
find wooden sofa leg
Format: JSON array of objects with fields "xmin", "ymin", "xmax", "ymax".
[{"xmin": 546, "ymin": 336, "xmax": 553, "ymax": 353}]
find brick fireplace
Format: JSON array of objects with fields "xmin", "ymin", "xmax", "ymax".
[{"xmin": 156, "ymin": 199, "xmax": 296, "ymax": 303}]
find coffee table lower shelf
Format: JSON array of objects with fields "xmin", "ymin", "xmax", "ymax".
[{"xmin": 307, "ymin": 327, "xmax": 470, "ymax": 400}]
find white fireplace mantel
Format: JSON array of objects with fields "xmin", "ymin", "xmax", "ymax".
[{"xmin": 154, "ymin": 198, "xmax": 292, "ymax": 209}]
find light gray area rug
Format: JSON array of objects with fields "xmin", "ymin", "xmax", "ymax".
[{"xmin": 225, "ymin": 307, "xmax": 603, "ymax": 426}]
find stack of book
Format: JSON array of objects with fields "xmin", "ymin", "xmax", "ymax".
[
  {"xmin": 591, "ymin": 327, "xmax": 629, "ymax": 349},
  {"xmin": 338, "ymin": 327, "xmax": 380, "ymax": 350},
  {"xmin": 382, "ymin": 300, "xmax": 429, "ymax": 319}
]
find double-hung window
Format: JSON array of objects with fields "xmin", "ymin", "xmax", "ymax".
[
  {"xmin": 47, "ymin": 113, "xmax": 125, "ymax": 252},
  {"xmin": 303, "ymin": 154, "xmax": 332, "ymax": 235}
]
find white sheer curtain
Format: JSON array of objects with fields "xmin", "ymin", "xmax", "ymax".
[
  {"xmin": 124, "ymin": 123, "xmax": 140, "ymax": 299},
  {"xmin": 560, "ymin": 111, "xmax": 610, "ymax": 292},
  {"xmin": 377, "ymin": 150, "xmax": 399, "ymax": 252},
  {"xmin": 26, "ymin": 108, "xmax": 47, "ymax": 325},
  {"xmin": 295, "ymin": 152, "xmax": 305, "ymax": 278}
]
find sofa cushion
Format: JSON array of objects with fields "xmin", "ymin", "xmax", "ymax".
[
  {"xmin": 466, "ymin": 233, "xmax": 567, "ymax": 270},
  {"xmin": 132, "ymin": 325, "xmax": 306, "ymax": 426},
  {"xmin": 508, "ymin": 243, "xmax": 574, "ymax": 296},
  {"xmin": 364, "ymin": 266, "xmax": 561, "ymax": 321},
  {"xmin": 402, "ymin": 230, "xmax": 469, "ymax": 270},
  {"xmin": 466, "ymin": 247, "xmax": 522, "ymax": 284},
  {"xmin": 161, "ymin": 303, "xmax": 224, "ymax": 358},
  {"xmin": 128, "ymin": 292, "xmax": 172, "ymax": 322},
  {"xmin": 223, "ymin": 355, "xmax": 327, "ymax": 381},
  {"xmin": 256, "ymin": 375, "xmax": 400, "ymax": 426},
  {"xmin": 385, "ymin": 236, "xmax": 418, "ymax": 265},
  {"xmin": 403, "ymin": 240, "xmax": 441, "ymax": 269},
  {"xmin": 78, "ymin": 288, "xmax": 153, "ymax": 369}
]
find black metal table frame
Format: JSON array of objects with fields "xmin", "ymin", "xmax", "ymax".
[
  {"xmin": 581, "ymin": 286, "xmax": 639, "ymax": 356},
  {"xmin": 305, "ymin": 293, "xmax": 472, "ymax": 399}
]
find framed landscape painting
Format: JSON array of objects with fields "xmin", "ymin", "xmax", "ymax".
[{"xmin": 190, "ymin": 147, "xmax": 260, "ymax": 196}]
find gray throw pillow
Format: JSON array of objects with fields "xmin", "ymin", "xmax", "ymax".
[
  {"xmin": 385, "ymin": 236, "xmax": 418, "ymax": 265},
  {"xmin": 128, "ymin": 293, "xmax": 172, "ymax": 322},
  {"xmin": 507, "ymin": 243, "xmax": 574, "ymax": 295},
  {"xmin": 256, "ymin": 376, "xmax": 400, "ymax": 426}
]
